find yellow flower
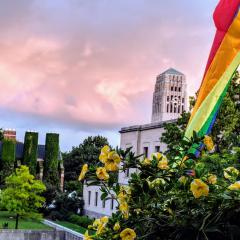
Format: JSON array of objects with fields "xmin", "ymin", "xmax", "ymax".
[
  {"xmin": 119, "ymin": 201, "xmax": 129, "ymax": 212},
  {"xmin": 178, "ymin": 176, "xmax": 187, "ymax": 185},
  {"xmin": 118, "ymin": 186, "xmax": 131, "ymax": 202},
  {"xmin": 104, "ymin": 151, "xmax": 121, "ymax": 171},
  {"xmin": 158, "ymin": 157, "xmax": 169, "ymax": 170},
  {"xmin": 208, "ymin": 174, "xmax": 217, "ymax": 185},
  {"xmin": 190, "ymin": 179, "xmax": 209, "ymax": 198},
  {"xmin": 118, "ymin": 191, "xmax": 127, "ymax": 202},
  {"xmin": 78, "ymin": 164, "xmax": 88, "ymax": 181},
  {"xmin": 152, "ymin": 152, "xmax": 162, "ymax": 161},
  {"xmin": 96, "ymin": 167, "xmax": 109, "ymax": 181},
  {"xmin": 99, "ymin": 145, "xmax": 110, "ymax": 163},
  {"xmin": 203, "ymin": 135, "xmax": 214, "ymax": 151},
  {"xmin": 92, "ymin": 219, "xmax": 101, "ymax": 228},
  {"xmin": 142, "ymin": 157, "xmax": 151, "ymax": 165},
  {"xmin": 229, "ymin": 181, "xmax": 240, "ymax": 190},
  {"xmin": 224, "ymin": 167, "xmax": 239, "ymax": 179},
  {"xmin": 113, "ymin": 222, "xmax": 121, "ymax": 231},
  {"xmin": 100, "ymin": 216, "xmax": 109, "ymax": 224},
  {"xmin": 84, "ymin": 230, "xmax": 93, "ymax": 240},
  {"xmin": 120, "ymin": 228, "xmax": 136, "ymax": 240},
  {"xmin": 93, "ymin": 216, "xmax": 108, "ymax": 235},
  {"xmin": 119, "ymin": 201, "xmax": 129, "ymax": 219}
]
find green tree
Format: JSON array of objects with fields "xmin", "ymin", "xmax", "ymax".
[
  {"xmin": 0, "ymin": 139, "xmax": 16, "ymax": 185},
  {"xmin": 0, "ymin": 129, "xmax": 3, "ymax": 141},
  {"xmin": 0, "ymin": 165, "xmax": 46, "ymax": 229},
  {"xmin": 63, "ymin": 136, "xmax": 109, "ymax": 182},
  {"xmin": 22, "ymin": 132, "xmax": 39, "ymax": 175},
  {"xmin": 43, "ymin": 133, "xmax": 60, "ymax": 187}
]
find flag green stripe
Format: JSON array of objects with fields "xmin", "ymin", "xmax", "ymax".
[{"xmin": 185, "ymin": 52, "xmax": 240, "ymax": 139}]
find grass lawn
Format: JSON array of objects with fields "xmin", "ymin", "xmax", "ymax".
[
  {"xmin": 55, "ymin": 220, "xmax": 87, "ymax": 234},
  {"xmin": 0, "ymin": 211, "xmax": 51, "ymax": 230}
]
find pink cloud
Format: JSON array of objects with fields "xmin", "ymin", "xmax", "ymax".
[{"xmin": 0, "ymin": 0, "xmax": 219, "ymax": 130}]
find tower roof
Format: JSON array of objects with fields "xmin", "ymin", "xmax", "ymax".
[{"xmin": 160, "ymin": 68, "xmax": 184, "ymax": 76}]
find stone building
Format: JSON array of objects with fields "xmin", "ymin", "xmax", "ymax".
[
  {"xmin": 83, "ymin": 68, "xmax": 188, "ymax": 218},
  {"xmin": 152, "ymin": 68, "xmax": 187, "ymax": 122}
]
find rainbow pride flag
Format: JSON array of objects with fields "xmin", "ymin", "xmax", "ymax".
[{"xmin": 185, "ymin": 0, "xmax": 240, "ymax": 145}]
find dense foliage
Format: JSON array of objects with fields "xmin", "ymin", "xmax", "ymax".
[
  {"xmin": 81, "ymin": 136, "xmax": 240, "ymax": 240},
  {"xmin": 0, "ymin": 129, "xmax": 3, "ymax": 141},
  {"xmin": 0, "ymin": 139, "xmax": 16, "ymax": 185},
  {"xmin": 63, "ymin": 136, "xmax": 109, "ymax": 182},
  {"xmin": 0, "ymin": 165, "xmax": 46, "ymax": 229},
  {"xmin": 23, "ymin": 132, "xmax": 39, "ymax": 175},
  {"xmin": 43, "ymin": 133, "xmax": 60, "ymax": 187}
]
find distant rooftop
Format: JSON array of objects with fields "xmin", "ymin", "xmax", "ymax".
[
  {"xmin": 160, "ymin": 68, "xmax": 184, "ymax": 76},
  {"xmin": 119, "ymin": 119, "xmax": 177, "ymax": 133}
]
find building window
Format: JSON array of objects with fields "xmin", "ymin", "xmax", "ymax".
[
  {"xmin": 182, "ymin": 105, "xmax": 184, "ymax": 112},
  {"xmin": 155, "ymin": 146, "xmax": 160, "ymax": 152},
  {"xmin": 125, "ymin": 168, "xmax": 130, "ymax": 177},
  {"xmin": 170, "ymin": 103, "xmax": 173, "ymax": 113},
  {"xmin": 167, "ymin": 104, "xmax": 169, "ymax": 113},
  {"xmin": 102, "ymin": 199, "xmax": 106, "ymax": 208},
  {"xmin": 179, "ymin": 87, "xmax": 181, "ymax": 92},
  {"xmin": 95, "ymin": 192, "xmax": 98, "ymax": 206},
  {"xmin": 111, "ymin": 198, "xmax": 114, "ymax": 210},
  {"xmin": 174, "ymin": 106, "xmax": 176, "ymax": 113},
  {"xmin": 178, "ymin": 105, "xmax": 180, "ymax": 113},
  {"xmin": 171, "ymin": 95, "xmax": 173, "ymax": 100},
  {"xmin": 182, "ymin": 98, "xmax": 185, "ymax": 103},
  {"xmin": 143, "ymin": 147, "xmax": 148, "ymax": 158},
  {"xmin": 175, "ymin": 86, "xmax": 177, "ymax": 91},
  {"xmin": 167, "ymin": 96, "xmax": 169, "ymax": 101},
  {"xmin": 171, "ymin": 86, "xmax": 173, "ymax": 91},
  {"xmin": 88, "ymin": 191, "xmax": 91, "ymax": 205}
]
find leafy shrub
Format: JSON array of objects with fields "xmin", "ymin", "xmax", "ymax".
[
  {"xmin": 69, "ymin": 214, "xmax": 93, "ymax": 228},
  {"xmin": 64, "ymin": 180, "xmax": 83, "ymax": 196},
  {"xmin": 48, "ymin": 211, "xmax": 65, "ymax": 221},
  {"xmin": 81, "ymin": 135, "xmax": 240, "ymax": 240}
]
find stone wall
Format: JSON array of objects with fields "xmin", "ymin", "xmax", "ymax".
[{"xmin": 0, "ymin": 229, "xmax": 65, "ymax": 240}]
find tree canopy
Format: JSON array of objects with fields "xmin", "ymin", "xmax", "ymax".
[
  {"xmin": 63, "ymin": 136, "xmax": 109, "ymax": 182},
  {"xmin": 0, "ymin": 165, "xmax": 46, "ymax": 229}
]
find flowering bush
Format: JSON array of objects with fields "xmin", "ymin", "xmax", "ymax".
[{"xmin": 79, "ymin": 134, "xmax": 240, "ymax": 240}]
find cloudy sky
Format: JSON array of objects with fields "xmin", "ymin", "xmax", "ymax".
[{"xmin": 0, "ymin": 0, "xmax": 219, "ymax": 151}]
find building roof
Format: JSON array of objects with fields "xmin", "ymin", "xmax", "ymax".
[
  {"xmin": 160, "ymin": 68, "xmax": 184, "ymax": 76},
  {"xmin": 119, "ymin": 119, "xmax": 177, "ymax": 133}
]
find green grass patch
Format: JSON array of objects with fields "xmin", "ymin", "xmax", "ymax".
[
  {"xmin": 0, "ymin": 211, "xmax": 51, "ymax": 230},
  {"xmin": 55, "ymin": 220, "xmax": 87, "ymax": 234}
]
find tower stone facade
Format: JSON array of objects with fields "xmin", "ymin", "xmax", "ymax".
[{"xmin": 151, "ymin": 68, "xmax": 187, "ymax": 122}]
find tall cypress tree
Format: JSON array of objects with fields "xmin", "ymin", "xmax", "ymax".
[{"xmin": 23, "ymin": 132, "xmax": 39, "ymax": 175}]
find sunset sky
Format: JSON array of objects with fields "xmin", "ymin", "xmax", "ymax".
[{"xmin": 0, "ymin": 0, "xmax": 219, "ymax": 151}]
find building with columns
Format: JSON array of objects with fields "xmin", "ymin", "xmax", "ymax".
[{"xmin": 83, "ymin": 68, "xmax": 188, "ymax": 218}]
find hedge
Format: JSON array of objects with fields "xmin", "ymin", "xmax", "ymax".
[
  {"xmin": 0, "ymin": 139, "xmax": 16, "ymax": 183},
  {"xmin": 43, "ymin": 133, "xmax": 60, "ymax": 187},
  {"xmin": 23, "ymin": 132, "xmax": 39, "ymax": 175}
]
